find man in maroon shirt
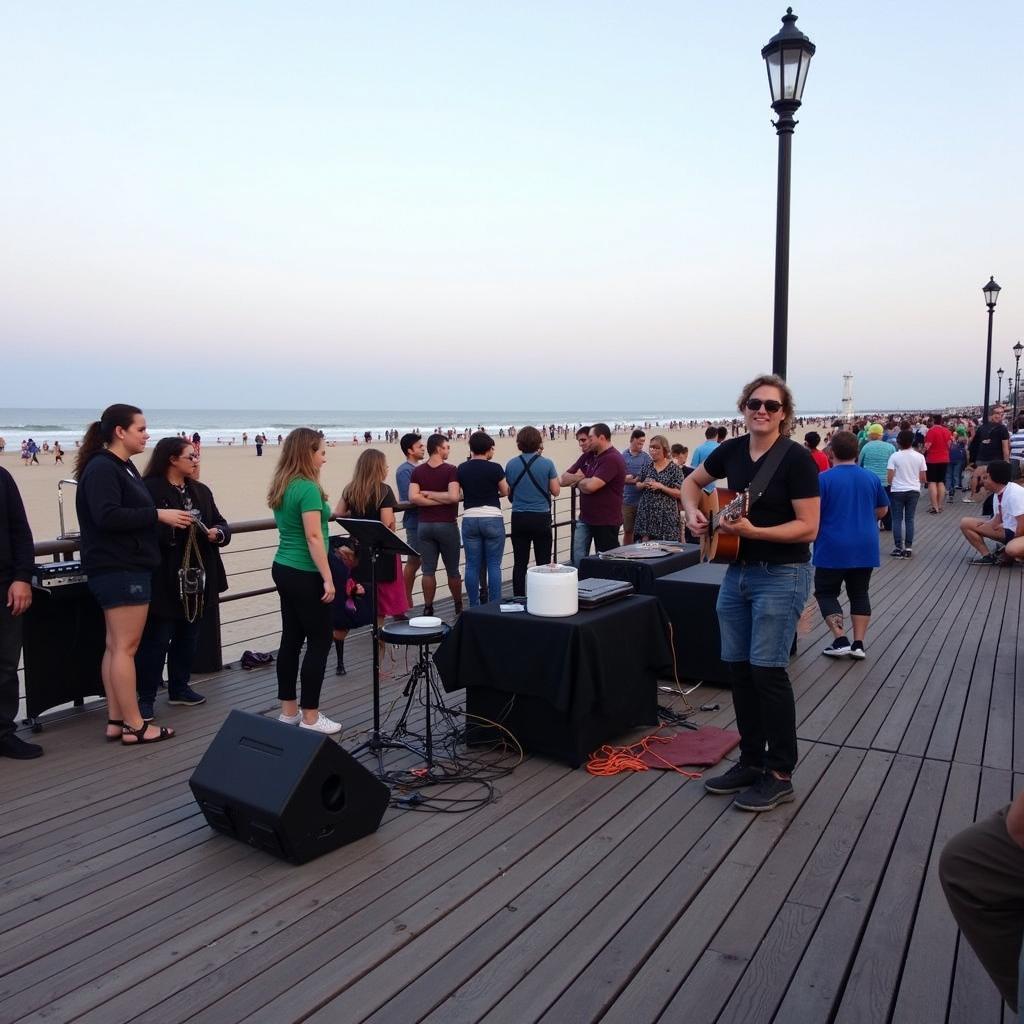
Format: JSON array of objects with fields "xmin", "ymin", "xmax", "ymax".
[
  {"xmin": 562, "ymin": 423, "xmax": 627, "ymax": 555},
  {"xmin": 409, "ymin": 434, "xmax": 464, "ymax": 616},
  {"xmin": 924, "ymin": 412, "xmax": 953, "ymax": 513}
]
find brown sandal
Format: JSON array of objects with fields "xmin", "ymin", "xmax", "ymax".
[
  {"xmin": 121, "ymin": 721, "xmax": 175, "ymax": 745},
  {"xmin": 105, "ymin": 719, "xmax": 124, "ymax": 742}
]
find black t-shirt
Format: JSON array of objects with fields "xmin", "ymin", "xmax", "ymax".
[
  {"xmin": 971, "ymin": 421, "xmax": 1010, "ymax": 464},
  {"xmin": 457, "ymin": 459, "xmax": 505, "ymax": 509},
  {"xmin": 702, "ymin": 436, "xmax": 820, "ymax": 563},
  {"xmin": 347, "ymin": 484, "xmax": 398, "ymax": 583}
]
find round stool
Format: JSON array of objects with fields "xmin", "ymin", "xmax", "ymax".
[
  {"xmin": 380, "ymin": 620, "xmax": 449, "ymax": 646},
  {"xmin": 379, "ymin": 620, "xmax": 450, "ymax": 767}
]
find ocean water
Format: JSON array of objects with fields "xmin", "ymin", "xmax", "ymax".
[{"xmin": 0, "ymin": 407, "xmax": 840, "ymax": 447}]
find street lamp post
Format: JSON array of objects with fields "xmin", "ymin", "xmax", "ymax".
[
  {"xmin": 997, "ymin": 367, "xmax": 1004, "ymax": 405},
  {"xmin": 762, "ymin": 8, "xmax": 816, "ymax": 380},
  {"xmin": 982, "ymin": 277, "xmax": 1001, "ymax": 422},
  {"xmin": 1014, "ymin": 340, "xmax": 1023, "ymax": 423}
]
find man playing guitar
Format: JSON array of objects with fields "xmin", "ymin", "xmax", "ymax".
[{"xmin": 682, "ymin": 374, "xmax": 820, "ymax": 812}]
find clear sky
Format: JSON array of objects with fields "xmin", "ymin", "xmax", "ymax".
[{"xmin": 2, "ymin": 2, "xmax": 1021, "ymax": 413}]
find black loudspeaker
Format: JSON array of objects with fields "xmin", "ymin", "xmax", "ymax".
[{"xmin": 189, "ymin": 710, "xmax": 390, "ymax": 864}]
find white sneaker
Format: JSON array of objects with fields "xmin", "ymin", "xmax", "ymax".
[
  {"xmin": 299, "ymin": 712, "xmax": 342, "ymax": 735},
  {"xmin": 278, "ymin": 711, "xmax": 301, "ymax": 725}
]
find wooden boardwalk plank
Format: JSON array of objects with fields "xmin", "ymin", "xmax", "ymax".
[{"xmin": 0, "ymin": 506, "xmax": 1019, "ymax": 1024}]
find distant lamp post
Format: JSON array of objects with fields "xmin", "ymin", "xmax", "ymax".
[
  {"xmin": 997, "ymin": 367, "xmax": 1005, "ymax": 404},
  {"xmin": 762, "ymin": 8, "xmax": 816, "ymax": 380},
  {"xmin": 1013, "ymin": 340, "xmax": 1023, "ymax": 422},
  {"xmin": 982, "ymin": 277, "xmax": 1001, "ymax": 422}
]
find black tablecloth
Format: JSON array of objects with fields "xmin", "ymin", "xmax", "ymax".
[
  {"xmin": 433, "ymin": 595, "xmax": 673, "ymax": 724},
  {"xmin": 652, "ymin": 563, "xmax": 730, "ymax": 684},
  {"xmin": 577, "ymin": 545, "xmax": 701, "ymax": 595}
]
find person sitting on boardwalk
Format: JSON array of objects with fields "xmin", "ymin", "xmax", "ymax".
[
  {"xmin": 959, "ymin": 460, "xmax": 1024, "ymax": 565},
  {"xmin": 812, "ymin": 431, "xmax": 889, "ymax": 660},
  {"xmin": 941, "ymin": 786, "xmax": 1024, "ymax": 1015},
  {"xmin": 683, "ymin": 374, "xmax": 820, "ymax": 813}
]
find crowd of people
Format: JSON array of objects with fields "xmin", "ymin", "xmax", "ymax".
[{"xmin": 4, "ymin": 390, "xmax": 1024, "ymax": 1015}]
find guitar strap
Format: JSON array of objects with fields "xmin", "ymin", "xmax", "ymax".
[{"xmin": 744, "ymin": 435, "xmax": 798, "ymax": 509}]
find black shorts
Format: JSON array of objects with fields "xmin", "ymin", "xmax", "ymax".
[{"xmin": 926, "ymin": 462, "xmax": 948, "ymax": 483}]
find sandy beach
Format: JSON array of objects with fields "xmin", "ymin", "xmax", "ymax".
[
  {"xmin": 6, "ymin": 418, "xmax": 833, "ymax": 657},
  {"xmin": 5, "ymin": 425, "xmax": 734, "ymax": 541}
]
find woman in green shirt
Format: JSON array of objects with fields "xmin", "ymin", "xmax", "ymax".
[{"xmin": 268, "ymin": 428, "xmax": 339, "ymax": 734}]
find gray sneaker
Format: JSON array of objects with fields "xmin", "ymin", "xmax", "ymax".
[
  {"xmin": 704, "ymin": 763, "xmax": 764, "ymax": 795},
  {"xmin": 733, "ymin": 773, "xmax": 795, "ymax": 812}
]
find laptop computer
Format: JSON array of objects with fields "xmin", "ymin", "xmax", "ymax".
[{"xmin": 577, "ymin": 578, "xmax": 635, "ymax": 609}]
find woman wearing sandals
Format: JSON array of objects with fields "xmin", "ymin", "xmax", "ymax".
[
  {"xmin": 268, "ymin": 428, "xmax": 339, "ymax": 734},
  {"xmin": 135, "ymin": 437, "xmax": 231, "ymax": 721},
  {"xmin": 76, "ymin": 404, "xmax": 193, "ymax": 745}
]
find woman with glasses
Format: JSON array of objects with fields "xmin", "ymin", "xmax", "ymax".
[
  {"xmin": 682, "ymin": 375, "xmax": 820, "ymax": 813},
  {"xmin": 135, "ymin": 438, "xmax": 231, "ymax": 720},
  {"xmin": 634, "ymin": 435, "xmax": 683, "ymax": 542},
  {"xmin": 75, "ymin": 404, "xmax": 194, "ymax": 744}
]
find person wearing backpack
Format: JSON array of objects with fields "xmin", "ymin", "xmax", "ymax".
[{"xmin": 506, "ymin": 426, "xmax": 560, "ymax": 597}]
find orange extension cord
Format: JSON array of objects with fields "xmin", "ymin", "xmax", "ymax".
[{"xmin": 586, "ymin": 732, "xmax": 702, "ymax": 778}]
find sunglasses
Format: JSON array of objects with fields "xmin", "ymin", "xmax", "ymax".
[{"xmin": 745, "ymin": 398, "xmax": 783, "ymax": 413}]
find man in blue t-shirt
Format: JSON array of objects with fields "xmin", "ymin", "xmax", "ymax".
[
  {"xmin": 690, "ymin": 426, "xmax": 721, "ymax": 521},
  {"xmin": 813, "ymin": 431, "xmax": 889, "ymax": 659},
  {"xmin": 621, "ymin": 429, "xmax": 652, "ymax": 545},
  {"xmin": 395, "ymin": 432, "xmax": 425, "ymax": 604}
]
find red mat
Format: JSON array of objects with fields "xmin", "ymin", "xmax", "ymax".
[{"xmin": 635, "ymin": 726, "xmax": 740, "ymax": 769}]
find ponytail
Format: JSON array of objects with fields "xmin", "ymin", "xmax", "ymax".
[{"xmin": 74, "ymin": 403, "xmax": 143, "ymax": 478}]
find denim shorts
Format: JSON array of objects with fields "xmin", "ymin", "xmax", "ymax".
[
  {"xmin": 404, "ymin": 523, "xmax": 420, "ymax": 559},
  {"xmin": 716, "ymin": 562, "xmax": 812, "ymax": 668},
  {"xmin": 87, "ymin": 570, "xmax": 152, "ymax": 609}
]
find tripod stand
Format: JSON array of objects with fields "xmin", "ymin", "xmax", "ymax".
[
  {"xmin": 336, "ymin": 518, "xmax": 419, "ymax": 768},
  {"xmin": 379, "ymin": 620, "xmax": 452, "ymax": 771}
]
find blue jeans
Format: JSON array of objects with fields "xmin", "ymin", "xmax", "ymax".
[
  {"xmin": 461, "ymin": 517, "xmax": 506, "ymax": 607},
  {"xmin": 946, "ymin": 462, "xmax": 964, "ymax": 495},
  {"xmin": 717, "ymin": 562, "xmax": 813, "ymax": 668},
  {"xmin": 135, "ymin": 614, "xmax": 202, "ymax": 709},
  {"xmin": 571, "ymin": 522, "xmax": 594, "ymax": 567},
  {"xmin": 890, "ymin": 489, "xmax": 920, "ymax": 549}
]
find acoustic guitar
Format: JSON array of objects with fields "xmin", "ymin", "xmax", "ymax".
[{"xmin": 699, "ymin": 487, "xmax": 750, "ymax": 563}]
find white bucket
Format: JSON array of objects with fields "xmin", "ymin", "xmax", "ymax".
[{"xmin": 527, "ymin": 564, "xmax": 579, "ymax": 617}]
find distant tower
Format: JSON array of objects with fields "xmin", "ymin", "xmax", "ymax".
[{"xmin": 841, "ymin": 372, "xmax": 854, "ymax": 419}]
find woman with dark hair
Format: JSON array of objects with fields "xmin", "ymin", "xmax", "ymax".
[
  {"xmin": 506, "ymin": 426, "xmax": 559, "ymax": 597},
  {"xmin": 458, "ymin": 432, "xmax": 509, "ymax": 607},
  {"xmin": 268, "ymin": 427, "xmax": 338, "ymax": 734},
  {"xmin": 75, "ymin": 404, "xmax": 193, "ymax": 744},
  {"xmin": 135, "ymin": 437, "xmax": 231, "ymax": 720}
]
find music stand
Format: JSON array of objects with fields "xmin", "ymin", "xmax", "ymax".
[{"xmin": 336, "ymin": 518, "xmax": 419, "ymax": 765}]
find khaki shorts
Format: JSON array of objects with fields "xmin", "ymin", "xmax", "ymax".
[{"xmin": 622, "ymin": 504, "xmax": 638, "ymax": 535}]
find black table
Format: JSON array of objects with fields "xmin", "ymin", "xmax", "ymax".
[
  {"xmin": 652, "ymin": 562, "xmax": 731, "ymax": 685},
  {"xmin": 578, "ymin": 545, "xmax": 700, "ymax": 596},
  {"xmin": 433, "ymin": 595, "xmax": 673, "ymax": 767}
]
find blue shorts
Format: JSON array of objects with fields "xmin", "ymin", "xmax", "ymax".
[
  {"xmin": 404, "ymin": 523, "xmax": 420, "ymax": 560},
  {"xmin": 87, "ymin": 570, "xmax": 152, "ymax": 609},
  {"xmin": 717, "ymin": 562, "xmax": 813, "ymax": 668}
]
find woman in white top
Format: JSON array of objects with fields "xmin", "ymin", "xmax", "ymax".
[{"xmin": 886, "ymin": 429, "xmax": 927, "ymax": 558}]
